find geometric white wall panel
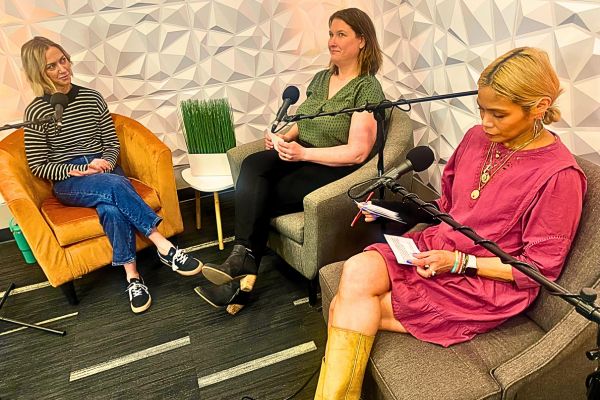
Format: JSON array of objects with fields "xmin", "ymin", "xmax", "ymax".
[{"xmin": 1, "ymin": 0, "xmax": 599, "ymax": 192}]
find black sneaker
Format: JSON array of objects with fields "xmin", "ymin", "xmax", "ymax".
[
  {"xmin": 126, "ymin": 278, "xmax": 151, "ymax": 314},
  {"xmin": 194, "ymin": 281, "xmax": 249, "ymax": 315},
  {"xmin": 158, "ymin": 247, "xmax": 203, "ymax": 276}
]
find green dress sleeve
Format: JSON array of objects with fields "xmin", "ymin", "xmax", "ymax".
[{"xmin": 296, "ymin": 70, "xmax": 385, "ymax": 148}]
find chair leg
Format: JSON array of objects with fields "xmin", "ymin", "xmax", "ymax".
[
  {"xmin": 59, "ymin": 282, "xmax": 79, "ymax": 305},
  {"xmin": 308, "ymin": 277, "xmax": 320, "ymax": 307}
]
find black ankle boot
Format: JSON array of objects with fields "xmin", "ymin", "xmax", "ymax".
[
  {"xmin": 194, "ymin": 281, "xmax": 249, "ymax": 315},
  {"xmin": 202, "ymin": 244, "xmax": 258, "ymax": 291}
]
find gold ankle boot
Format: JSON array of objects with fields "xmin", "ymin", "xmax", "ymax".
[{"xmin": 314, "ymin": 326, "xmax": 375, "ymax": 400}]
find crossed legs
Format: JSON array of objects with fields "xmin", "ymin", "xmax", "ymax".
[
  {"xmin": 329, "ymin": 250, "xmax": 407, "ymax": 335},
  {"xmin": 314, "ymin": 250, "xmax": 406, "ymax": 399}
]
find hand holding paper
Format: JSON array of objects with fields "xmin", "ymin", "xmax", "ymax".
[
  {"xmin": 355, "ymin": 201, "xmax": 406, "ymax": 224},
  {"xmin": 268, "ymin": 132, "xmax": 284, "ymax": 152},
  {"xmin": 384, "ymin": 234, "xmax": 420, "ymax": 265}
]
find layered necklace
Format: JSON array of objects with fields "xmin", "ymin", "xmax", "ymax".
[{"xmin": 470, "ymin": 123, "xmax": 542, "ymax": 200}]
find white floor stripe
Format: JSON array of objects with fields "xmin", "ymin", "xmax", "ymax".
[
  {"xmin": 183, "ymin": 236, "xmax": 235, "ymax": 253},
  {"xmin": 69, "ymin": 336, "xmax": 191, "ymax": 382},
  {"xmin": 197, "ymin": 341, "xmax": 317, "ymax": 388},
  {"xmin": 0, "ymin": 281, "xmax": 51, "ymax": 298},
  {"xmin": 0, "ymin": 237, "xmax": 231, "ymax": 299},
  {"xmin": 0, "ymin": 312, "xmax": 78, "ymax": 336},
  {"xmin": 293, "ymin": 297, "xmax": 309, "ymax": 306}
]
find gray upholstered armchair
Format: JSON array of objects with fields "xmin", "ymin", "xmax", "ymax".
[
  {"xmin": 319, "ymin": 156, "xmax": 600, "ymax": 400},
  {"xmin": 226, "ymin": 110, "xmax": 414, "ymax": 303}
]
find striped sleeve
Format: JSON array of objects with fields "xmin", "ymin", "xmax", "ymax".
[
  {"xmin": 97, "ymin": 96, "xmax": 120, "ymax": 168},
  {"xmin": 23, "ymin": 87, "xmax": 121, "ymax": 181},
  {"xmin": 24, "ymin": 101, "xmax": 87, "ymax": 181}
]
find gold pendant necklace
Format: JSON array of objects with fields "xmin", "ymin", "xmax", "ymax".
[
  {"xmin": 471, "ymin": 132, "xmax": 540, "ymax": 200},
  {"xmin": 480, "ymin": 165, "xmax": 491, "ymax": 183}
]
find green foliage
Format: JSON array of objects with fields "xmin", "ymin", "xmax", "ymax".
[{"xmin": 180, "ymin": 98, "xmax": 236, "ymax": 154}]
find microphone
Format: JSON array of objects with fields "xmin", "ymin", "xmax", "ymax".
[
  {"xmin": 357, "ymin": 146, "xmax": 435, "ymax": 197},
  {"xmin": 271, "ymin": 86, "xmax": 300, "ymax": 132},
  {"xmin": 49, "ymin": 93, "xmax": 68, "ymax": 130}
]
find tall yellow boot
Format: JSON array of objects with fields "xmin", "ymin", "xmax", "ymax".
[
  {"xmin": 314, "ymin": 357, "xmax": 326, "ymax": 400},
  {"xmin": 314, "ymin": 326, "xmax": 375, "ymax": 400}
]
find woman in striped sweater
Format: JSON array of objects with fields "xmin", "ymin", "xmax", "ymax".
[{"xmin": 20, "ymin": 36, "xmax": 201, "ymax": 314}]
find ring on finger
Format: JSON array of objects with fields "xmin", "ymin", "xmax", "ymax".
[{"xmin": 430, "ymin": 268, "xmax": 436, "ymax": 277}]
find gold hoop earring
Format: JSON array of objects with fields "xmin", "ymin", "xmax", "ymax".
[{"xmin": 533, "ymin": 118, "xmax": 543, "ymax": 139}]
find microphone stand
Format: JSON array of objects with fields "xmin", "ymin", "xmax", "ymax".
[
  {"xmin": 283, "ymin": 90, "xmax": 478, "ymax": 184},
  {"xmin": 0, "ymin": 115, "xmax": 67, "ymax": 336},
  {"xmin": 383, "ymin": 180, "xmax": 600, "ymax": 398},
  {"xmin": 0, "ymin": 115, "xmax": 55, "ymax": 132}
]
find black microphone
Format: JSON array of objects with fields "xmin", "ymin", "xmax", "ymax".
[
  {"xmin": 49, "ymin": 93, "xmax": 68, "ymax": 130},
  {"xmin": 271, "ymin": 86, "xmax": 300, "ymax": 132},
  {"xmin": 358, "ymin": 146, "xmax": 435, "ymax": 197}
]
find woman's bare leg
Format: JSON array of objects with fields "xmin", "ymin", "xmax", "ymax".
[
  {"xmin": 147, "ymin": 229, "xmax": 173, "ymax": 255},
  {"xmin": 123, "ymin": 261, "xmax": 139, "ymax": 282},
  {"xmin": 378, "ymin": 291, "xmax": 407, "ymax": 333},
  {"xmin": 330, "ymin": 250, "xmax": 394, "ymax": 336}
]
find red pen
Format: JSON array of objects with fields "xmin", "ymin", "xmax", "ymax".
[{"xmin": 350, "ymin": 191, "xmax": 374, "ymax": 227}]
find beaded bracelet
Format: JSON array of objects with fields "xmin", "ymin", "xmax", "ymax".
[
  {"xmin": 458, "ymin": 254, "xmax": 469, "ymax": 274},
  {"xmin": 451, "ymin": 250, "xmax": 462, "ymax": 273}
]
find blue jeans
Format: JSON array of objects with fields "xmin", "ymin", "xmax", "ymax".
[{"xmin": 52, "ymin": 154, "xmax": 162, "ymax": 266}]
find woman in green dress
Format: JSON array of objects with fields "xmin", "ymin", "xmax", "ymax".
[{"xmin": 196, "ymin": 8, "xmax": 385, "ymax": 313}]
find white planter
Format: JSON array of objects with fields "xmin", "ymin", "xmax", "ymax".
[{"xmin": 188, "ymin": 153, "xmax": 232, "ymax": 177}]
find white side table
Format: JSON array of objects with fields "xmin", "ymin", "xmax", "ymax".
[{"xmin": 181, "ymin": 168, "xmax": 234, "ymax": 250}]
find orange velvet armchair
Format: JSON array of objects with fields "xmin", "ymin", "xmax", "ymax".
[{"xmin": 0, "ymin": 114, "xmax": 183, "ymax": 304}]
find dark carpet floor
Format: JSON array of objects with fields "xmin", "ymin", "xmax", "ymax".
[{"xmin": 0, "ymin": 190, "xmax": 326, "ymax": 400}]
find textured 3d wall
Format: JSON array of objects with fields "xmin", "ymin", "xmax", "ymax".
[{"xmin": 1, "ymin": 0, "xmax": 598, "ymax": 190}]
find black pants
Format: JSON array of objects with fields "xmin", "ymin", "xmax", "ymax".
[{"xmin": 234, "ymin": 150, "xmax": 360, "ymax": 263}]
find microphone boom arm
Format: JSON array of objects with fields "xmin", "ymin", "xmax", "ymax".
[
  {"xmin": 285, "ymin": 90, "xmax": 478, "ymax": 123},
  {"xmin": 384, "ymin": 180, "xmax": 600, "ymax": 324},
  {"xmin": 1, "ymin": 115, "xmax": 55, "ymax": 132}
]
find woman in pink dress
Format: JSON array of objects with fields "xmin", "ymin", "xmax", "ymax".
[{"xmin": 314, "ymin": 47, "xmax": 587, "ymax": 399}]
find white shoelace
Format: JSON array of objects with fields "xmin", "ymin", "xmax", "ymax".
[
  {"xmin": 171, "ymin": 249, "xmax": 189, "ymax": 271},
  {"xmin": 127, "ymin": 282, "xmax": 147, "ymax": 300}
]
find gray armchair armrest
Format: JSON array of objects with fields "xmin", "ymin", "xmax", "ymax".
[
  {"xmin": 227, "ymin": 139, "xmax": 264, "ymax": 185},
  {"xmin": 494, "ymin": 309, "xmax": 595, "ymax": 399},
  {"xmin": 301, "ymin": 158, "xmax": 388, "ymax": 279}
]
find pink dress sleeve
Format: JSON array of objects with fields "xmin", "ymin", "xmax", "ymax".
[{"xmin": 512, "ymin": 167, "xmax": 586, "ymax": 289}]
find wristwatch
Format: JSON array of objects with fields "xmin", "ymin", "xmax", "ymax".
[{"xmin": 464, "ymin": 255, "xmax": 478, "ymax": 277}]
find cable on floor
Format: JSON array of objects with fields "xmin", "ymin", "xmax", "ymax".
[{"xmin": 241, "ymin": 363, "xmax": 321, "ymax": 400}]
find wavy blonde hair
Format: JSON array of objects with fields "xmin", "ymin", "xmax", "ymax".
[
  {"xmin": 21, "ymin": 36, "xmax": 71, "ymax": 96},
  {"xmin": 478, "ymin": 47, "xmax": 562, "ymax": 124},
  {"xmin": 328, "ymin": 8, "xmax": 382, "ymax": 76}
]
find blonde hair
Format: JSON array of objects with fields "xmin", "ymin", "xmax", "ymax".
[
  {"xmin": 328, "ymin": 8, "xmax": 382, "ymax": 76},
  {"xmin": 478, "ymin": 47, "xmax": 562, "ymax": 124},
  {"xmin": 21, "ymin": 36, "xmax": 71, "ymax": 96}
]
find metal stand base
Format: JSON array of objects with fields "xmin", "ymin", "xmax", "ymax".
[{"xmin": 0, "ymin": 283, "xmax": 66, "ymax": 336}]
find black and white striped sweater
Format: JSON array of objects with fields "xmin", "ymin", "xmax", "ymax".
[{"xmin": 24, "ymin": 85, "xmax": 120, "ymax": 181}]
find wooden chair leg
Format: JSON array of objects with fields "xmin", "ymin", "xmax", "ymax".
[{"xmin": 59, "ymin": 281, "xmax": 79, "ymax": 305}]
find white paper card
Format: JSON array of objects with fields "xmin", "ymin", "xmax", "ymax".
[
  {"xmin": 384, "ymin": 234, "xmax": 420, "ymax": 265},
  {"xmin": 268, "ymin": 132, "xmax": 284, "ymax": 152},
  {"xmin": 355, "ymin": 201, "xmax": 405, "ymax": 223}
]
